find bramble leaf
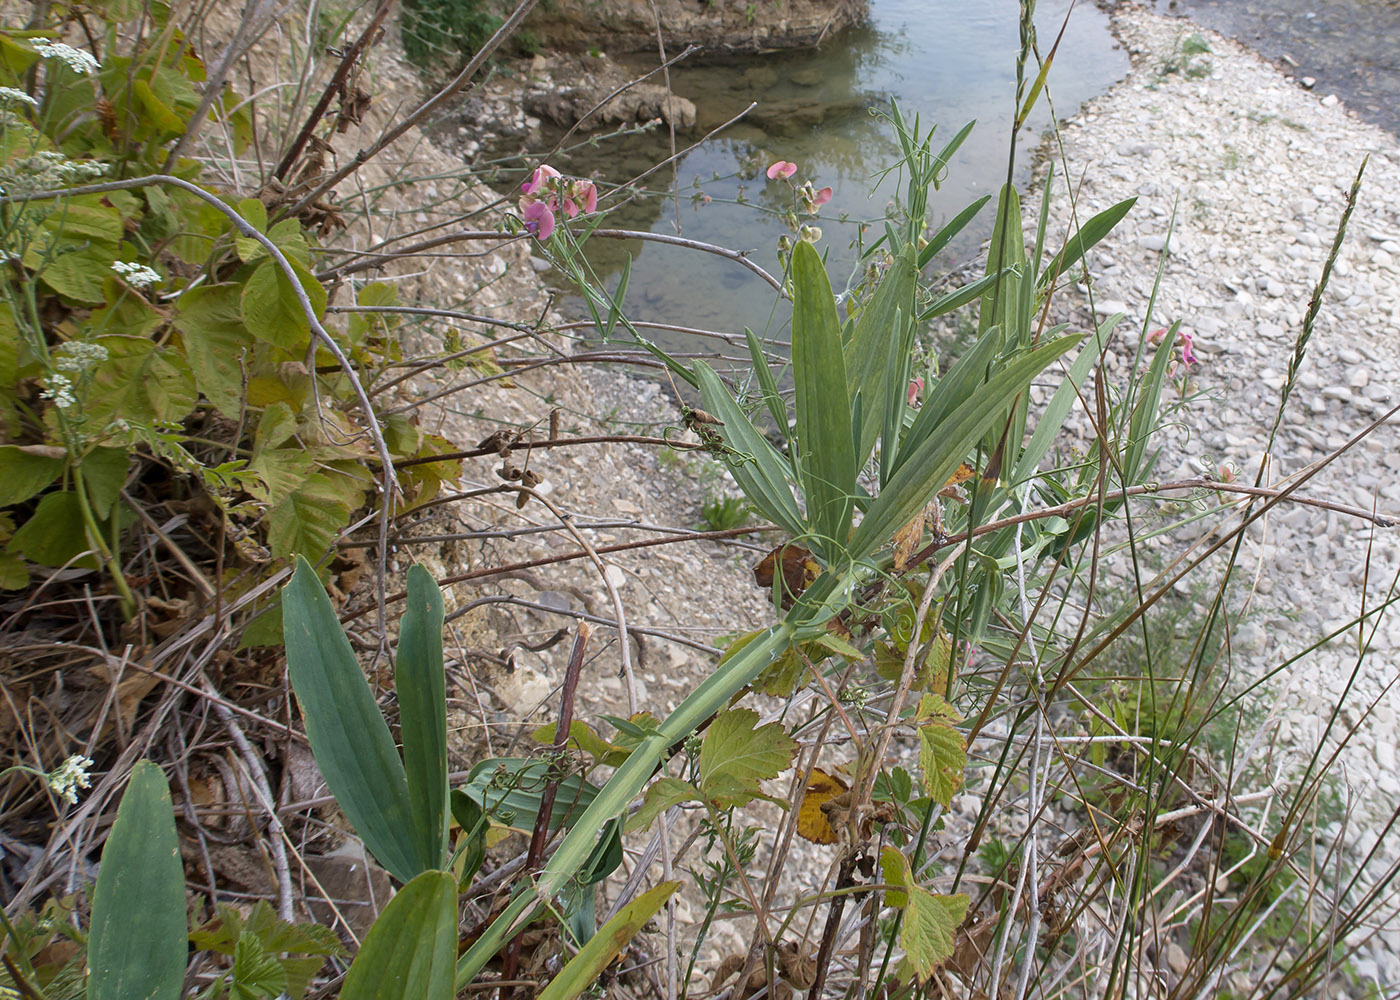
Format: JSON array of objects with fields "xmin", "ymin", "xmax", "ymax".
[
  {"xmin": 698, "ymin": 708, "xmax": 797, "ymax": 808},
  {"xmin": 880, "ymin": 846, "xmax": 970, "ymax": 984}
]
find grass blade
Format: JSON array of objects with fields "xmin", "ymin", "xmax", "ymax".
[
  {"xmin": 537, "ymin": 882, "xmax": 681, "ymax": 1000},
  {"xmin": 1038, "ymin": 197, "xmax": 1137, "ymax": 288},
  {"xmin": 745, "ymin": 326, "xmax": 789, "ymax": 437}
]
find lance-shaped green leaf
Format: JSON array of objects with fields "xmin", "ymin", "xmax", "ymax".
[
  {"xmin": 1011, "ymin": 315, "xmax": 1117, "ymax": 483},
  {"xmin": 745, "ymin": 327, "xmax": 789, "ymax": 438},
  {"xmin": 1124, "ymin": 320, "xmax": 1180, "ymax": 484},
  {"xmin": 978, "ymin": 185, "xmax": 1024, "ymax": 338},
  {"xmin": 340, "ymin": 871, "xmax": 458, "ymax": 1000},
  {"xmin": 919, "ymin": 195, "xmax": 992, "ymax": 269},
  {"xmin": 397, "ymin": 564, "xmax": 448, "ymax": 872},
  {"xmin": 695, "ymin": 362, "xmax": 805, "ymax": 537},
  {"xmin": 88, "ymin": 761, "xmax": 187, "ymax": 1000},
  {"xmin": 537, "ymin": 882, "xmax": 680, "ymax": 1000},
  {"xmin": 917, "ymin": 271, "xmax": 1001, "ymax": 323},
  {"xmin": 852, "ymin": 334, "xmax": 1083, "ymax": 559},
  {"xmin": 845, "ymin": 244, "xmax": 917, "ymax": 468},
  {"xmin": 282, "ymin": 556, "xmax": 421, "ymax": 883},
  {"xmin": 1039, "ymin": 198, "xmax": 1136, "ymax": 287},
  {"xmin": 791, "ymin": 240, "xmax": 855, "ymax": 559}
]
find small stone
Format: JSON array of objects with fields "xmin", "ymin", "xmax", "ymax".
[
  {"xmin": 1321, "ymin": 93, "xmax": 1340, "ymax": 107},
  {"xmin": 1301, "ymin": 76, "xmax": 1316, "ymax": 89},
  {"xmin": 1138, "ymin": 233, "xmax": 1170, "ymax": 252},
  {"xmin": 1348, "ymin": 367, "xmax": 1371, "ymax": 389},
  {"xmin": 1264, "ymin": 277, "xmax": 1287, "ymax": 297},
  {"xmin": 1165, "ymin": 943, "xmax": 1189, "ymax": 975},
  {"xmin": 529, "ymin": 256, "xmax": 552, "ymax": 272}
]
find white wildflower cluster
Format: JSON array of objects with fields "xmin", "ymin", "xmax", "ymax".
[
  {"xmin": 0, "ymin": 150, "xmax": 107, "ymax": 196},
  {"xmin": 110, "ymin": 260, "xmax": 160, "ymax": 288},
  {"xmin": 53, "ymin": 339, "xmax": 108, "ymax": 374},
  {"xmin": 41, "ymin": 371, "xmax": 75, "ymax": 408},
  {"xmin": 32, "ymin": 40, "xmax": 99, "ymax": 75},
  {"xmin": 0, "ymin": 86, "xmax": 37, "ymax": 108},
  {"xmin": 47, "ymin": 754, "xmax": 94, "ymax": 805}
]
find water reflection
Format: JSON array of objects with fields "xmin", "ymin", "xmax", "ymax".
[{"xmin": 534, "ymin": 0, "xmax": 1129, "ymax": 349}]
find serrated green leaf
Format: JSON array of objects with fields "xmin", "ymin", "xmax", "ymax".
[
  {"xmin": 880, "ymin": 846, "xmax": 969, "ymax": 983},
  {"xmin": 240, "ymin": 259, "xmax": 325, "ymax": 352},
  {"xmin": 790, "ymin": 240, "xmax": 855, "ymax": 558},
  {"xmin": 266, "ymin": 472, "xmax": 359, "ymax": 560},
  {"xmin": 698, "ymin": 708, "xmax": 797, "ymax": 808},
  {"xmin": 86, "ymin": 336, "xmax": 197, "ymax": 431},
  {"xmin": 230, "ymin": 933, "xmax": 288, "ymax": 998},
  {"xmin": 340, "ymin": 870, "xmax": 457, "ymax": 1000},
  {"xmin": 283, "ymin": 557, "xmax": 423, "ymax": 883},
  {"xmin": 397, "ymin": 565, "xmax": 448, "ymax": 873},
  {"xmin": 30, "ymin": 240, "xmax": 120, "ymax": 303},
  {"xmin": 87, "ymin": 761, "xmax": 186, "ymax": 1000},
  {"xmin": 918, "ymin": 719, "xmax": 966, "ymax": 808},
  {"xmin": 624, "ymin": 776, "xmax": 696, "ymax": 833},
  {"xmin": 537, "ymin": 881, "xmax": 680, "ymax": 1000},
  {"xmin": 174, "ymin": 283, "xmax": 256, "ymax": 417}
]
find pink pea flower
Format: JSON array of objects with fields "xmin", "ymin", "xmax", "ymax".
[
  {"xmin": 521, "ymin": 164, "xmax": 561, "ymax": 197},
  {"xmin": 1178, "ymin": 330, "xmax": 1198, "ymax": 367},
  {"xmin": 766, "ymin": 160, "xmax": 797, "ymax": 180},
  {"xmin": 577, "ymin": 180, "xmax": 598, "ymax": 214},
  {"xmin": 522, "ymin": 200, "xmax": 555, "ymax": 239},
  {"xmin": 907, "ymin": 376, "xmax": 924, "ymax": 406},
  {"xmin": 812, "ymin": 186, "xmax": 833, "ymax": 207}
]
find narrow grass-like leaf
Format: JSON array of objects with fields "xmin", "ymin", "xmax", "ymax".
[
  {"xmin": 1039, "ymin": 198, "xmax": 1136, "ymax": 288},
  {"xmin": 1011, "ymin": 315, "xmax": 1117, "ymax": 483},
  {"xmin": 282, "ymin": 556, "xmax": 419, "ymax": 882},
  {"xmin": 340, "ymin": 871, "xmax": 457, "ymax": 1000},
  {"xmin": 791, "ymin": 240, "xmax": 855, "ymax": 558},
  {"xmin": 880, "ymin": 307, "xmax": 911, "ymax": 487},
  {"xmin": 603, "ymin": 256, "xmax": 630, "ymax": 341},
  {"xmin": 745, "ymin": 327, "xmax": 789, "ymax": 437},
  {"xmin": 537, "ymin": 882, "xmax": 680, "ymax": 1000},
  {"xmin": 900, "ymin": 324, "xmax": 1004, "ymax": 467},
  {"xmin": 851, "ymin": 334, "xmax": 1083, "ymax": 558},
  {"xmin": 845, "ymin": 245, "xmax": 917, "ymax": 467},
  {"xmin": 695, "ymin": 362, "xmax": 805, "ymax": 537},
  {"xmin": 88, "ymin": 760, "xmax": 186, "ymax": 1000},
  {"xmin": 917, "ymin": 272, "xmax": 1000, "ymax": 323},
  {"xmin": 930, "ymin": 119, "xmax": 976, "ymax": 186},
  {"xmin": 918, "ymin": 195, "xmax": 991, "ymax": 269},
  {"xmin": 1124, "ymin": 321, "xmax": 1178, "ymax": 483},
  {"xmin": 397, "ymin": 564, "xmax": 448, "ymax": 873},
  {"xmin": 978, "ymin": 185, "xmax": 1023, "ymax": 337}
]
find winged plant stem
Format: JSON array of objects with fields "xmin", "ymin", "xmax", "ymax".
[
  {"xmin": 454, "ymin": 571, "xmax": 851, "ymax": 985},
  {"xmin": 501, "ymin": 623, "xmax": 592, "ymax": 993}
]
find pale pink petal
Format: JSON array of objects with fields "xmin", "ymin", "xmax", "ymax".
[
  {"xmin": 767, "ymin": 160, "xmax": 797, "ymax": 180},
  {"xmin": 523, "ymin": 200, "xmax": 555, "ymax": 239},
  {"xmin": 813, "ymin": 186, "xmax": 833, "ymax": 206},
  {"xmin": 580, "ymin": 181, "xmax": 598, "ymax": 214},
  {"xmin": 521, "ymin": 164, "xmax": 561, "ymax": 196}
]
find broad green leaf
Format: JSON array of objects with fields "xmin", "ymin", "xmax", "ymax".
[
  {"xmin": 851, "ymin": 334, "xmax": 1083, "ymax": 559},
  {"xmin": 533, "ymin": 720, "xmax": 625, "ymax": 767},
  {"xmin": 240, "ymin": 259, "xmax": 326, "ymax": 352},
  {"xmin": 624, "ymin": 776, "xmax": 697, "ymax": 833},
  {"xmin": 283, "ymin": 557, "xmax": 422, "ymax": 883},
  {"xmin": 174, "ymin": 284, "xmax": 256, "ymax": 417},
  {"xmin": 536, "ymin": 882, "xmax": 680, "ymax": 1000},
  {"xmin": 698, "ymin": 708, "xmax": 797, "ymax": 808},
  {"xmin": 1039, "ymin": 198, "xmax": 1136, "ymax": 287},
  {"xmin": 30, "ymin": 241, "xmax": 119, "ymax": 304},
  {"xmin": 246, "ymin": 448, "xmax": 313, "ymax": 506},
  {"xmin": 236, "ymin": 197, "xmax": 269, "ymax": 262},
  {"xmin": 694, "ymin": 362, "xmax": 805, "ymax": 537},
  {"xmin": 397, "ymin": 565, "xmax": 448, "ymax": 873},
  {"xmin": 791, "ymin": 241, "xmax": 855, "ymax": 558},
  {"xmin": 845, "ymin": 245, "xmax": 917, "ymax": 467},
  {"xmin": 79, "ymin": 446, "xmax": 129, "ymax": 520},
  {"xmin": 86, "ymin": 336, "xmax": 197, "ymax": 431},
  {"xmin": 7, "ymin": 490, "xmax": 94, "ymax": 568},
  {"xmin": 339, "ymin": 871, "xmax": 457, "ymax": 1000},
  {"xmin": 918, "ymin": 720, "xmax": 966, "ymax": 808},
  {"xmin": 0, "ymin": 446, "xmax": 65, "ymax": 507},
  {"xmin": 460, "ymin": 757, "xmax": 600, "ymax": 832},
  {"xmin": 88, "ymin": 761, "xmax": 186, "ymax": 1000},
  {"xmin": 0, "ymin": 553, "xmax": 27, "ymax": 590}
]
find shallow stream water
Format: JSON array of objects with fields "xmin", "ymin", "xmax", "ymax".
[{"xmin": 540, "ymin": 0, "xmax": 1129, "ymax": 350}]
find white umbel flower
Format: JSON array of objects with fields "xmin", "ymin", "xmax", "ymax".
[
  {"xmin": 47, "ymin": 754, "xmax": 94, "ymax": 805},
  {"xmin": 111, "ymin": 261, "xmax": 160, "ymax": 288},
  {"xmin": 33, "ymin": 40, "xmax": 99, "ymax": 75},
  {"xmin": 0, "ymin": 86, "xmax": 37, "ymax": 108}
]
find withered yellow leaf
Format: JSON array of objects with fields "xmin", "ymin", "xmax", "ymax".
[{"xmin": 796, "ymin": 768, "xmax": 850, "ymax": 845}]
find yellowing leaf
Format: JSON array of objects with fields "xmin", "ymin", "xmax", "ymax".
[
  {"xmin": 795, "ymin": 768, "xmax": 849, "ymax": 845},
  {"xmin": 698, "ymin": 708, "xmax": 797, "ymax": 809},
  {"xmin": 880, "ymin": 846, "xmax": 970, "ymax": 983},
  {"xmin": 918, "ymin": 715, "xmax": 966, "ymax": 809},
  {"xmin": 891, "ymin": 506, "xmax": 927, "ymax": 571}
]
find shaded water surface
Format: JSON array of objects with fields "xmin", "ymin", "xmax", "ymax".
[{"xmin": 537, "ymin": 0, "xmax": 1129, "ymax": 348}]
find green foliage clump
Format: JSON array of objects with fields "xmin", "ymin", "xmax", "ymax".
[{"xmin": 400, "ymin": 0, "xmax": 506, "ymax": 68}]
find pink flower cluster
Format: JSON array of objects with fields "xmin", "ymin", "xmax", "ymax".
[
  {"xmin": 1148, "ymin": 327, "xmax": 1198, "ymax": 370},
  {"xmin": 518, "ymin": 165, "xmax": 598, "ymax": 240}
]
